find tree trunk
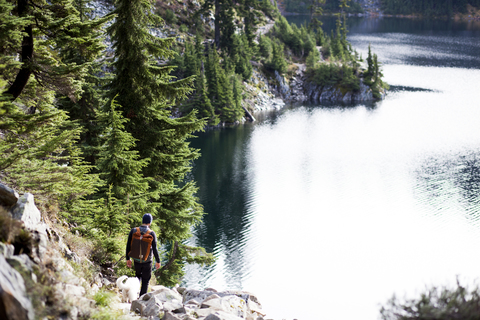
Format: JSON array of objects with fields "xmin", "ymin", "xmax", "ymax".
[
  {"xmin": 159, "ymin": 241, "xmax": 178, "ymax": 274},
  {"xmin": 214, "ymin": 0, "xmax": 220, "ymax": 49},
  {"xmin": 5, "ymin": 0, "xmax": 33, "ymax": 101}
]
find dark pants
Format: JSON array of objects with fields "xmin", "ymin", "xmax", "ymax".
[{"xmin": 134, "ymin": 260, "xmax": 152, "ymax": 297}]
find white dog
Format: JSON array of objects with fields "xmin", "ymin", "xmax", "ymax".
[{"xmin": 116, "ymin": 275, "xmax": 141, "ymax": 303}]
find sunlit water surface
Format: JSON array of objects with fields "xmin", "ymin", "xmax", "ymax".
[{"xmin": 182, "ymin": 17, "xmax": 480, "ymax": 320}]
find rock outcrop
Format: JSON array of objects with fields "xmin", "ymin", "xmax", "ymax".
[
  {"xmin": 275, "ymin": 63, "xmax": 386, "ymax": 104},
  {"xmin": 0, "ymin": 253, "xmax": 34, "ymax": 320},
  {"xmin": 130, "ymin": 286, "xmax": 266, "ymax": 320},
  {"xmin": 0, "ymin": 183, "xmax": 100, "ymax": 320}
]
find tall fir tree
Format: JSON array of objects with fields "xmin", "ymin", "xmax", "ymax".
[
  {"xmin": 107, "ymin": 0, "xmax": 214, "ymax": 285},
  {"xmin": 96, "ymin": 97, "xmax": 151, "ymax": 221}
]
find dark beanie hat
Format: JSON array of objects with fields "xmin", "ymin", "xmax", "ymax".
[{"xmin": 142, "ymin": 213, "xmax": 153, "ymax": 224}]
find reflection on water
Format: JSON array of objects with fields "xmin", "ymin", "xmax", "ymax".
[
  {"xmin": 182, "ymin": 16, "xmax": 480, "ymax": 320},
  {"xmin": 185, "ymin": 127, "xmax": 256, "ymax": 289},
  {"xmin": 416, "ymin": 151, "xmax": 480, "ymax": 226},
  {"xmin": 388, "ymin": 85, "xmax": 437, "ymax": 92}
]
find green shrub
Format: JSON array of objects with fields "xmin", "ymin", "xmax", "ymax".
[
  {"xmin": 164, "ymin": 9, "xmax": 177, "ymax": 24},
  {"xmin": 179, "ymin": 24, "xmax": 188, "ymax": 33},
  {"xmin": 93, "ymin": 289, "xmax": 115, "ymax": 307},
  {"xmin": 380, "ymin": 280, "xmax": 480, "ymax": 320}
]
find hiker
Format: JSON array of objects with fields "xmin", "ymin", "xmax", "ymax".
[{"xmin": 126, "ymin": 213, "xmax": 161, "ymax": 296}]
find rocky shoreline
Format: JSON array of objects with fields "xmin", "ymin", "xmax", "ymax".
[{"xmin": 127, "ymin": 286, "xmax": 266, "ymax": 320}]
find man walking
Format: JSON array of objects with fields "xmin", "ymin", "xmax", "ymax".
[{"xmin": 126, "ymin": 213, "xmax": 161, "ymax": 296}]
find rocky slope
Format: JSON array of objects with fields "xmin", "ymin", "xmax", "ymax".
[{"xmin": 0, "ymin": 183, "xmax": 269, "ymax": 320}]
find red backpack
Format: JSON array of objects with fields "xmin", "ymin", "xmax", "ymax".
[{"xmin": 128, "ymin": 227, "xmax": 154, "ymax": 262}]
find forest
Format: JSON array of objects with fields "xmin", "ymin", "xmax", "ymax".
[
  {"xmin": 281, "ymin": 0, "xmax": 480, "ymax": 16},
  {"xmin": 281, "ymin": 0, "xmax": 364, "ymax": 14},
  {"xmin": 381, "ymin": 0, "xmax": 480, "ymax": 16}
]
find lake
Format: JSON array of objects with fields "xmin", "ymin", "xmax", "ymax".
[{"xmin": 182, "ymin": 16, "xmax": 480, "ymax": 320}]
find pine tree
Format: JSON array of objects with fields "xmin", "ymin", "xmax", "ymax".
[
  {"xmin": 266, "ymin": 40, "xmax": 288, "ymax": 74},
  {"xmin": 96, "ymin": 97, "xmax": 151, "ymax": 221},
  {"xmin": 307, "ymin": 0, "xmax": 325, "ymax": 30},
  {"xmin": 107, "ymin": 0, "xmax": 214, "ymax": 285},
  {"xmin": 196, "ymin": 71, "xmax": 219, "ymax": 126},
  {"xmin": 364, "ymin": 44, "xmax": 374, "ymax": 86},
  {"xmin": 205, "ymin": 46, "xmax": 222, "ymax": 105}
]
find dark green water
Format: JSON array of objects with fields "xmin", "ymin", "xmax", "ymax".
[{"xmin": 183, "ymin": 16, "xmax": 480, "ymax": 320}]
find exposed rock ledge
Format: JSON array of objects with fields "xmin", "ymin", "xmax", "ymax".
[
  {"xmin": 127, "ymin": 286, "xmax": 266, "ymax": 320},
  {"xmin": 275, "ymin": 63, "xmax": 386, "ymax": 104}
]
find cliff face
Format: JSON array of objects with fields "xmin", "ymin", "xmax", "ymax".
[
  {"xmin": 302, "ymin": 79, "xmax": 385, "ymax": 103},
  {"xmin": 269, "ymin": 63, "xmax": 386, "ymax": 106},
  {"xmin": 0, "ymin": 184, "xmax": 108, "ymax": 320}
]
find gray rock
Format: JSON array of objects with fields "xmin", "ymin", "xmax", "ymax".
[
  {"xmin": 0, "ymin": 255, "xmax": 34, "ymax": 320},
  {"xmin": 204, "ymin": 310, "xmax": 244, "ymax": 320},
  {"xmin": 131, "ymin": 299, "xmax": 145, "ymax": 314},
  {"xmin": 145, "ymin": 286, "xmax": 183, "ymax": 308},
  {"xmin": 11, "ymin": 194, "xmax": 48, "ymax": 248},
  {"xmin": 30, "ymin": 229, "xmax": 48, "ymax": 262},
  {"xmin": 143, "ymin": 295, "xmax": 164, "ymax": 317},
  {"xmin": 200, "ymin": 295, "xmax": 248, "ymax": 319},
  {"xmin": 0, "ymin": 242, "xmax": 15, "ymax": 258},
  {"xmin": 11, "ymin": 193, "xmax": 41, "ymax": 229},
  {"xmin": 201, "ymin": 293, "xmax": 221, "ymax": 305},
  {"xmin": 183, "ymin": 289, "xmax": 218, "ymax": 305},
  {"xmin": 6, "ymin": 254, "xmax": 34, "ymax": 274},
  {"xmin": 0, "ymin": 183, "xmax": 19, "ymax": 207},
  {"xmin": 163, "ymin": 311, "xmax": 184, "ymax": 320},
  {"xmin": 65, "ymin": 283, "xmax": 86, "ymax": 297}
]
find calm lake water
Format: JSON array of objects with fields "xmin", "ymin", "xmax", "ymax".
[{"xmin": 182, "ymin": 16, "xmax": 480, "ymax": 320}]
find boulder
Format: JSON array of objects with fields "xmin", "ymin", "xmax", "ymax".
[
  {"xmin": 6, "ymin": 254, "xmax": 36, "ymax": 283},
  {"xmin": 131, "ymin": 295, "xmax": 165, "ymax": 318},
  {"xmin": 144, "ymin": 286, "xmax": 183, "ymax": 309},
  {"xmin": 0, "ymin": 242, "xmax": 14, "ymax": 258},
  {"xmin": 11, "ymin": 194, "xmax": 49, "ymax": 262},
  {"xmin": 183, "ymin": 288, "xmax": 218, "ymax": 304},
  {"xmin": 11, "ymin": 193, "xmax": 41, "ymax": 230},
  {"xmin": 131, "ymin": 299, "xmax": 145, "ymax": 315},
  {"xmin": 201, "ymin": 295, "xmax": 248, "ymax": 319},
  {"xmin": 204, "ymin": 310, "xmax": 244, "ymax": 320},
  {"xmin": 143, "ymin": 295, "xmax": 164, "ymax": 318},
  {"xmin": 0, "ymin": 183, "xmax": 19, "ymax": 207},
  {"xmin": 163, "ymin": 311, "xmax": 184, "ymax": 320},
  {"xmin": 0, "ymin": 255, "xmax": 34, "ymax": 320}
]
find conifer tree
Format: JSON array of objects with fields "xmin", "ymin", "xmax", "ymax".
[
  {"xmin": 205, "ymin": 46, "xmax": 222, "ymax": 105},
  {"xmin": 56, "ymin": 0, "xmax": 110, "ymax": 165},
  {"xmin": 266, "ymin": 40, "xmax": 288, "ymax": 74},
  {"xmin": 364, "ymin": 44, "xmax": 375, "ymax": 86},
  {"xmin": 107, "ymin": 0, "xmax": 214, "ymax": 284},
  {"xmin": 197, "ymin": 72, "xmax": 219, "ymax": 125},
  {"xmin": 96, "ymin": 97, "xmax": 151, "ymax": 221},
  {"xmin": 308, "ymin": 0, "xmax": 325, "ymax": 30}
]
